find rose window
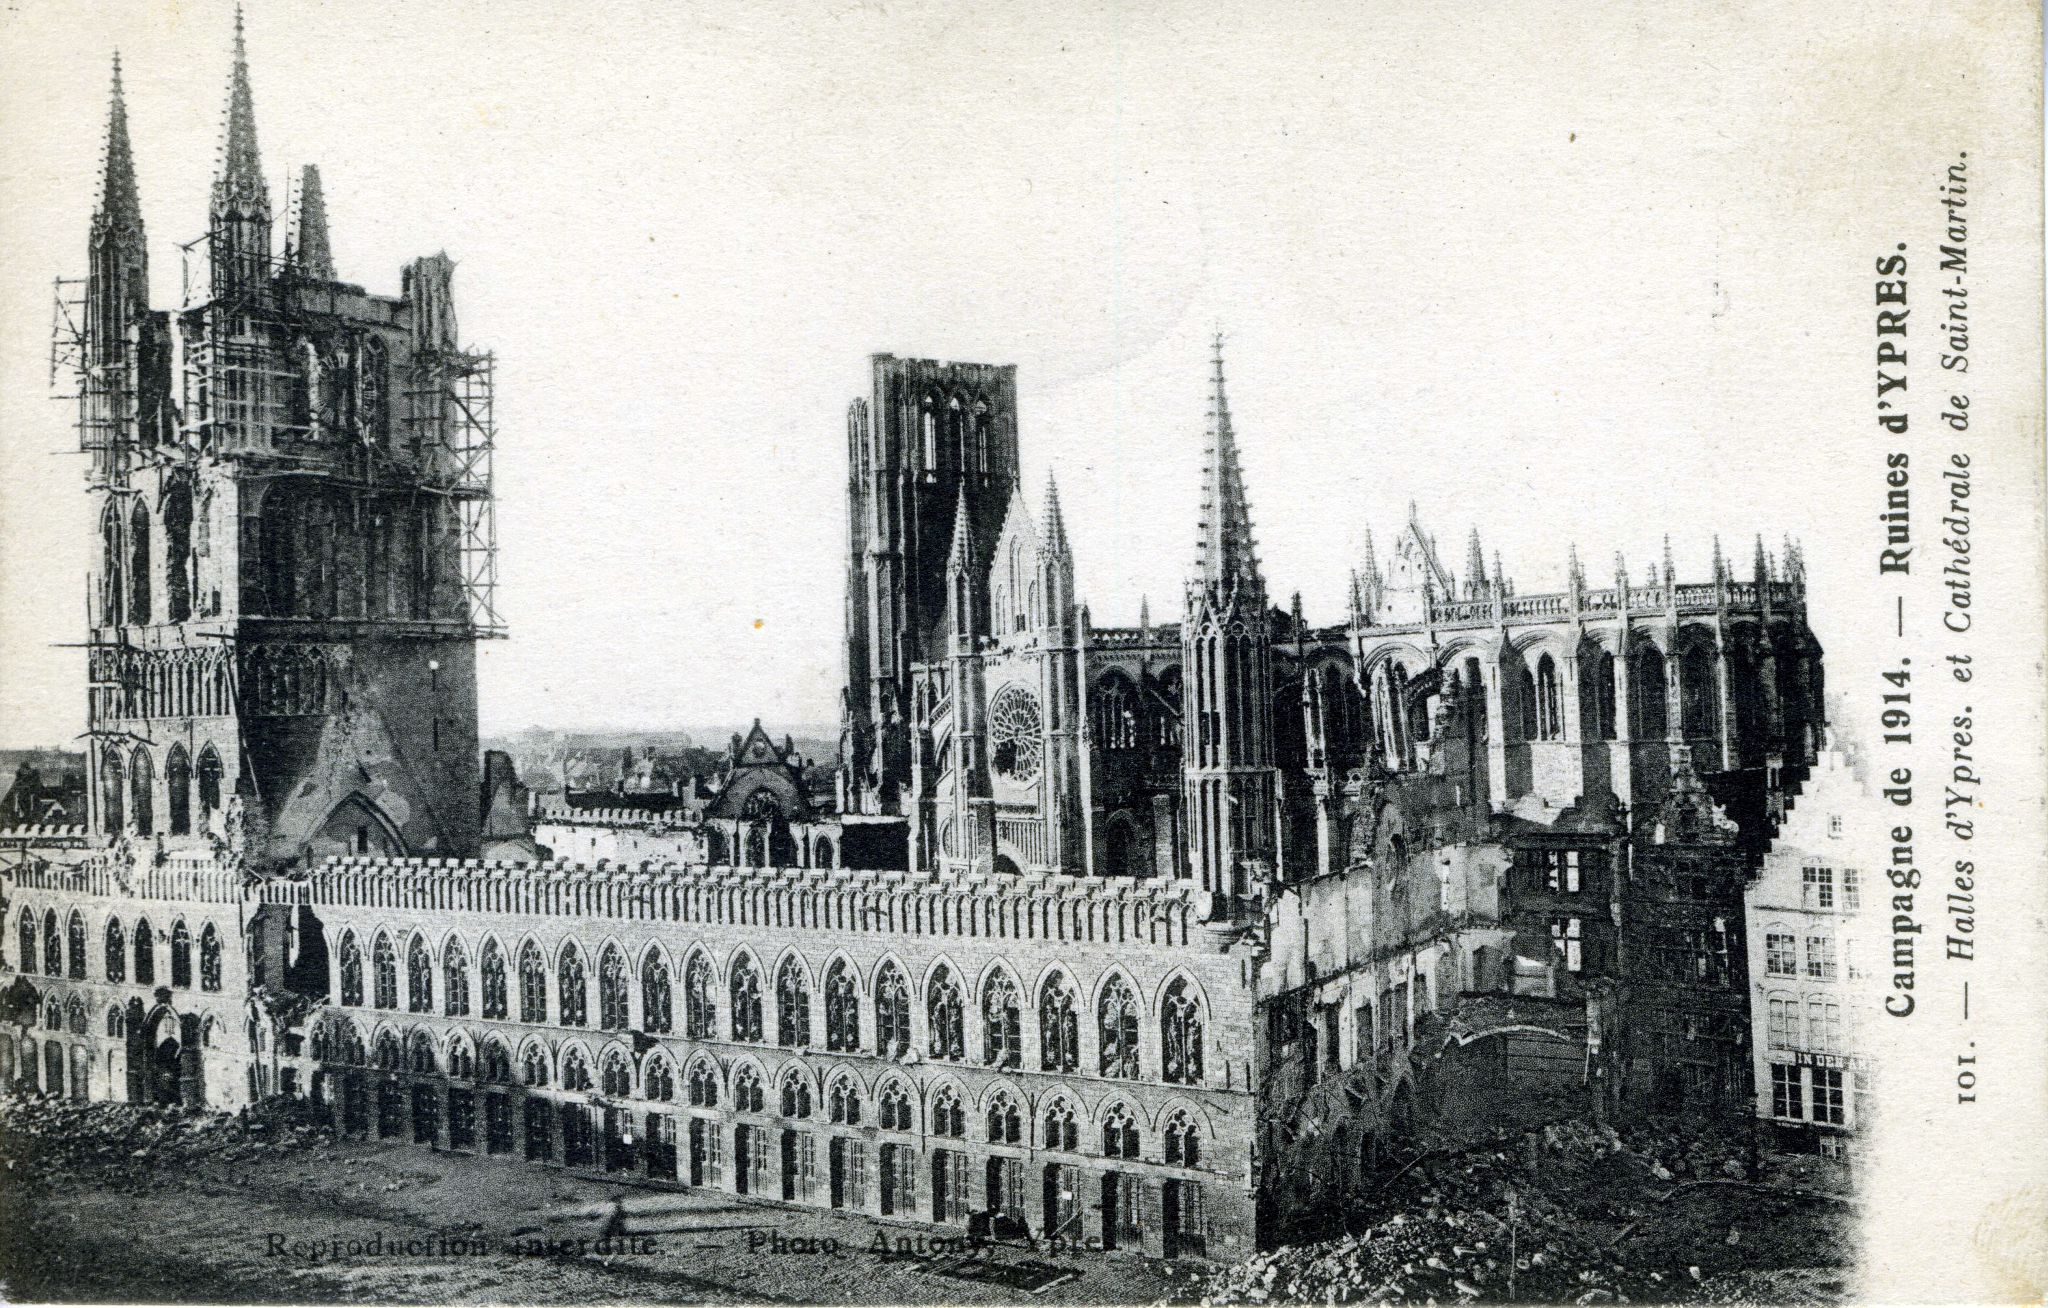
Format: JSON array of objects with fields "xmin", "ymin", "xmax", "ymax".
[{"xmin": 989, "ymin": 685, "xmax": 1043, "ymax": 783}]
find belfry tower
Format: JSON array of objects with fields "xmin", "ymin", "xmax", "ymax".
[
  {"xmin": 63, "ymin": 15, "xmax": 501, "ymax": 866},
  {"xmin": 1181, "ymin": 336, "xmax": 1277, "ymax": 905}
]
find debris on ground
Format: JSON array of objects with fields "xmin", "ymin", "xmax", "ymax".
[
  {"xmin": 1195, "ymin": 1115, "xmax": 1855, "ymax": 1305},
  {"xmin": 0, "ymin": 1094, "xmax": 335, "ymax": 1188}
]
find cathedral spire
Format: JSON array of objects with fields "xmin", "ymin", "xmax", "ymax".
[
  {"xmin": 946, "ymin": 486, "xmax": 975, "ymax": 573},
  {"xmin": 288, "ymin": 164, "xmax": 335, "ymax": 280},
  {"xmin": 1465, "ymin": 528, "xmax": 1487, "ymax": 597},
  {"xmin": 1040, "ymin": 472, "xmax": 1071, "ymax": 558},
  {"xmin": 212, "ymin": 6, "xmax": 268, "ymax": 223},
  {"xmin": 210, "ymin": 6, "xmax": 271, "ymax": 293},
  {"xmin": 1190, "ymin": 332, "xmax": 1263, "ymax": 597},
  {"xmin": 95, "ymin": 53, "xmax": 144, "ymax": 246}
]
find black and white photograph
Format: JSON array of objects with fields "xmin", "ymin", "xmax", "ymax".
[{"xmin": 0, "ymin": 1, "xmax": 2041, "ymax": 1303}]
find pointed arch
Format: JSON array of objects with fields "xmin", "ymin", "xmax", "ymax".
[
  {"xmin": 683, "ymin": 947, "xmax": 717, "ymax": 1039},
  {"xmin": 128, "ymin": 746, "xmax": 154, "ymax": 835},
  {"xmin": 874, "ymin": 958, "xmax": 911, "ymax": 1057},
  {"xmin": 684, "ymin": 1052, "xmax": 722, "ymax": 1107},
  {"xmin": 477, "ymin": 935, "xmax": 508, "ymax": 1019},
  {"xmin": 333, "ymin": 928, "xmax": 363, "ymax": 1006},
  {"xmin": 1039, "ymin": 1090, "xmax": 1081, "ymax": 1152},
  {"xmin": 597, "ymin": 941, "xmax": 629, "ymax": 1031},
  {"xmin": 406, "ymin": 931, "xmax": 434, "ymax": 1013},
  {"xmin": 876, "ymin": 1074, "xmax": 917, "ymax": 1132},
  {"xmin": 730, "ymin": 1058, "xmax": 766, "ymax": 1113},
  {"xmin": 444, "ymin": 1029, "xmax": 476, "ymax": 1080},
  {"xmin": 599, "ymin": 1043, "xmax": 633, "ymax": 1097},
  {"xmin": 128, "ymin": 498, "xmax": 151, "ymax": 624},
  {"xmin": 640, "ymin": 945, "xmax": 673, "ymax": 1034},
  {"xmin": 195, "ymin": 745, "xmax": 224, "ymax": 825},
  {"xmin": 827, "ymin": 1068, "xmax": 865, "ymax": 1125},
  {"xmin": 198, "ymin": 922, "xmax": 223, "ymax": 992},
  {"xmin": 1038, "ymin": 968, "xmax": 1080, "ymax": 1073},
  {"xmin": 165, "ymin": 745, "xmax": 192, "ymax": 835},
  {"xmin": 479, "ymin": 1035, "xmax": 514, "ymax": 1084},
  {"xmin": 823, "ymin": 955, "xmax": 861, "ymax": 1052},
  {"xmin": 442, "ymin": 935, "xmax": 471, "ymax": 1017},
  {"xmin": 103, "ymin": 915, "xmax": 125, "ymax": 983},
  {"xmin": 65, "ymin": 911, "xmax": 87, "ymax": 980},
  {"xmin": 925, "ymin": 962, "xmax": 965, "ymax": 1061},
  {"xmin": 516, "ymin": 938, "xmax": 547, "ymax": 1022},
  {"xmin": 727, "ymin": 950, "xmax": 764, "ymax": 1042},
  {"xmin": 778, "ymin": 1061, "xmax": 816, "ymax": 1119},
  {"xmin": 169, "ymin": 918, "xmax": 192, "ymax": 989},
  {"xmin": 556, "ymin": 940, "xmax": 589, "ymax": 1027},
  {"xmin": 979, "ymin": 964, "xmax": 1022, "ymax": 1069},
  {"xmin": 517, "ymin": 1037, "xmax": 552, "ymax": 1087},
  {"xmin": 1096, "ymin": 972, "xmax": 1140, "ymax": 1079},
  {"xmin": 1160, "ymin": 970, "xmax": 1207, "ymax": 1086},
  {"xmin": 774, "ymin": 952, "xmax": 812, "ymax": 1048}
]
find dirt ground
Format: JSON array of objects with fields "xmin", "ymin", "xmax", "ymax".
[{"xmin": 0, "ymin": 1101, "xmax": 1190, "ymax": 1306}]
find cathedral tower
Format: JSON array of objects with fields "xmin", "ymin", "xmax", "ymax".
[
  {"xmin": 73, "ymin": 17, "xmax": 500, "ymax": 866},
  {"xmin": 841, "ymin": 356, "xmax": 1019, "ymax": 816},
  {"xmin": 1181, "ymin": 336, "xmax": 1277, "ymax": 905}
]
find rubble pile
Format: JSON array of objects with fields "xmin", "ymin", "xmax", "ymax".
[
  {"xmin": 0, "ymin": 1095, "xmax": 334, "ymax": 1186},
  {"xmin": 1200, "ymin": 1116, "xmax": 1847, "ymax": 1306}
]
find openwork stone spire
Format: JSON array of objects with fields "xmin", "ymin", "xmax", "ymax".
[
  {"xmin": 212, "ymin": 6, "xmax": 269, "ymax": 223},
  {"xmin": 1190, "ymin": 332, "xmax": 1263, "ymax": 599},
  {"xmin": 96, "ymin": 54, "xmax": 144, "ymax": 245}
]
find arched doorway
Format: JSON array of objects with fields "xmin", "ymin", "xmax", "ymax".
[{"xmin": 139, "ymin": 1007, "xmax": 200, "ymax": 1107}]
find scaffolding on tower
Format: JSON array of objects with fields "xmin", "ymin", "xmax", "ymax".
[{"xmin": 406, "ymin": 345, "xmax": 504, "ymax": 638}]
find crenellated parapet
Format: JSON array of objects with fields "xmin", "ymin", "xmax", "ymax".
[
  {"xmin": 269, "ymin": 855, "xmax": 1208, "ymax": 949},
  {"xmin": 7, "ymin": 855, "xmax": 243, "ymax": 903}
]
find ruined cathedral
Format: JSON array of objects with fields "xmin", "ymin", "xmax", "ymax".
[{"xmin": 3, "ymin": 19, "xmax": 1825, "ymax": 1260}]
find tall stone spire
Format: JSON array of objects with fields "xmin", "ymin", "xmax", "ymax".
[
  {"xmin": 210, "ymin": 6, "xmax": 271, "ymax": 291},
  {"xmin": 288, "ymin": 164, "xmax": 335, "ymax": 280},
  {"xmin": 1190, "ymin": 332, "xmax": 1263, "ymax": 600},
  {"xmin": 95, "ymin": 54, "xmax": 144, "ymax": 250},
  {"xmin": 1465, "ymin": 528, "xmax": 1487, "ymax": 598}
]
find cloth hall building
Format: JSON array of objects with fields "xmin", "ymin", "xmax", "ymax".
[{"xmin": 2, "ymin": 19, "xmax": 1828, "ymax": 1259}]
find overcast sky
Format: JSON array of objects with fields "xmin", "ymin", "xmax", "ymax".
[{"xmin": 0, "ymin": 0, "xmax": 2015, "ymax": 746}]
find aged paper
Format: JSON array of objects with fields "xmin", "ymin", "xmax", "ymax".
[{"xmin": 0, "ymin": 0, "xmax": 2041, "ymax": 1303}]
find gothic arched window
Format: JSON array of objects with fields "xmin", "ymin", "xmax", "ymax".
[
  {"xmin": 1094, "ymin": 675, "xmax": 1138, "ymax": 750},
  {"xmin": 518, "ymin": 941, "xmax": 547, "ymax": 1022},
  {"xmin": 981, "ymin": 972, "xmax": 1020, "ymax": 1069},
  {"xmin": 779, "ymin": 1068, "xmax": 813, "ymax": 1119},
  {"xmin": 1040, "ymin": 972, "xmax": 1079, "ymax": 1072},
  {"xmin": 824, "ymin": 960, "xmax": 859, "ymax": 1052},
  {"xmin": 1097, "ymin": 977, "xmax": 1139, "ymax": 1079},
  {"xmin": 165, "ymin": 745, "xmax": 192, "ymax": 836},
  {"xmin": 1536, "ymin": 654, "xmax": 1562, "ymax": 739},
  {"xmin": 39, "ymin": 910, "xmax": 59, "ymax": 977},
  {"xmin": 1681, "ymin": 643, "xmax": 1720, "ymax": 738},
  {"xmin": 729, "ymin": 956, "xmax": 763, "ymax": 1042},
  {"xmin": 1631, "ymin": 646, "xmax": 1668, "ymax": 738},
  {"xmin": 98, "ymin": 749, "xmax": 124, "ymax": 835},
  {"xmin": 598, "ymin": 946, "xmax": 629, "ymax": 1031},
  {"xmin": 103, "ymin": 917, "xmax": 125, "ymax": 983},
  {"xmin": 733, "ymin": 1065, "xmax": 764, "ymax": 1113},
  {"xmin": 829, "ymin": 1076, "xmax": 862, "ymax": 1125},
  {"xmin": 1102, "ymin": 1103, "xmax": 1140, "ymax": 1159},
  {"xmin": 930, "ymin": 1085, "xmax": 966, "ymax": 1138},
  {"xmin": 687, "ymin": 1060, "xmax": 719, "ymax": 1107},
  {"xmin": 129, "ymin": 747, "xmax": 154, "ymax": 836},
  {"xmin": 878, "ymin": 1079, "xmax": 914, "ymax": 1131},
  {"xmin": 600, "ymin": 1050, "xmax": 632, "ymax": 1098},
  {"xmin": 132, "ymin": 916, "xmax": 155, "ymax": 985},
  {"xmin": 986, "ymin": 1090, "xmax": 1022, "ymax": 1144},
  {"xmin": 18, "ymin": 911, "xmax": 37, "ymax": 976},
  {"xmin": 641, "ymin": 952, "xmax": 673, "ymax": 1034},
  {"xmin": 926, "ymin": 965, "xmax": 964, "ymax": 1061},
  {"xmin": 560, "ymin": 1048, "xmax": 592, "ymax": 1092},
  {"xmin": 337, "ymin": 937, "xmax": 366, "ymax": 1007},
  {"xmin": 164, "ymin": 483, "xmax": 194, "ymax": 624},
  {"xmin": 521, "ymin": 1044, "xmax": 550, "ymax": 1088},
  {"xmin": 1164, "ymin": 1110, "xmax": 1202, "ymax": 1167},
  {"xmin": 406, "ymin": 933, "xmax": 433, "ymax": 1013},
  {"xmin": 1042, "ymin": 1098, "xmax": 1079, "ymax": 1152},
  {"xmin": 101, "ymin": 501, "xmax": 125, "ymax": 626},
  {"xmin": 199, "ymin": 923, "xmax": 223, "ymax": 992},
  {"xmin": 447, "ymin": 1035, "xmax": 475, "ymax": 1081},
  {"xmin": 169, "ymin": 919, "xmax": 192, "ymax": 989},
  {"xmin": 1593, "ymin": 649, "xmax": 1618, "ymax": 741},
  {"xmin": 1162, "ymin": 977, "xmax": 1204, "ymax": 1085},
  {"xmin": 875, "ymin": 963, "xmax": 911, "ymax": 1057},
  {"xmin": 481, "ymin": 1039, "xmax": 513, "ymax": 1084},
  {"xmin": 371, "ymin": 932, "xmax": 397, "ymax": 1008},
  {"xmin": 66, "ymin": 911, "xmax": 86, "ymax": 980},
  {"xmin": 196, "ymin": 746, "xmax": 223, "ymax": 824},
  {"xmin": 684, "ymin": 953, "xmax": 716, "ymax": 1039},
  {"xmin": 480, "ymin": 940, "xmax": 508, "ymax": 1019},
  {"xmin": 443, "ymin": 938, "xmax": 470, "ymax": 1017},
  {"xmin": 558, "ymin": 944, "xmax": 588, "ymax": 1027},
  {"xmin": 408, "ymin": 1031, "xmax": 438, "ymax": 1076},
  {"xmin": 645, "ymin": 1056, "xmax": 676, "ymax": 1102},
  {"xmin": 128, "ymin": 499, "xmax": 151, "ymax": 624},
  {"xmin": 775, "ymin": 957, "xmax": 810, "ymax": 1048}
]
